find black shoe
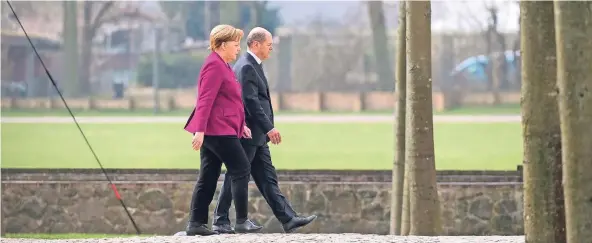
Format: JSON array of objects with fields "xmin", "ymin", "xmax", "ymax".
[
  {"xmin": 234, "ymin": 219, "xmax": 263, "ymax": 233},
  {"xmin": 186, "ymin": 222, "xmax": 218, "ymax": 236},
  {"xmin": 282, "ymin": 215, "xmax": 317, "ymax": 233},
  {"xmin": 212, "ymin": 224, "xmax": 235, "ymax": 234}
]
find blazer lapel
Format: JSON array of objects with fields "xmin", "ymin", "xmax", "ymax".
[
  {"xmin": 255, "ymin": 64, "xmax": 269, "ymax": 87},
  {"xmin": 245, "ymin": 53, "xmax": 271, "ymax": 97},
  {"xmin": 244, "ymin": 53, "xmax": 274, "ymax": 120}
]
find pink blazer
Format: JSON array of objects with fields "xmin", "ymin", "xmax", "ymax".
[{"xmin": 184, "ymin": 52, "xmax": 246, "ymax": 137}]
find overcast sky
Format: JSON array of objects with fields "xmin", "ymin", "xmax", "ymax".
[
  {"xmin": 268, "ymin": 0, "xmax": 519, "ymax": 33},
  {"xmin": 141, "ymin": 0, "xmax": 520, "ymax": 33}
]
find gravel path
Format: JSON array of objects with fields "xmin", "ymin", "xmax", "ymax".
[
  {"xmin": 1, "ymin": 115, "xmax": 521, "ymax": 124},
  {"xmin": 2, "ymin": 234, "xmax": 525, "ymax": 243}
]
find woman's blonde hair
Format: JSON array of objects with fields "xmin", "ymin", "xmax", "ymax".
[{"xmin": 209, "ymin": 24, "xmax": 244, "ymax": 50}]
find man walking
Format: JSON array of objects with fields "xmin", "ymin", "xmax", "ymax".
[{"xmin": 212, "ymin": 27, "xmax": 317, "ymax": 234}]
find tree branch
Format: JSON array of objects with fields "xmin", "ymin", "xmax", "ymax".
[
  {"xmin": 91, "ymin": 1, "xmax": 115, "ymax": 31},
  {"xmin": 98, "ymin": 10, "xmax": 156, "ymax": 27},
  {"xmin": 89, "ymin": 4, "xmax": 156, "ymax": 39}
]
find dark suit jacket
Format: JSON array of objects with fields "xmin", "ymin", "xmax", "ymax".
[
  {"xmin": 233, "ymin": 52, "xmax": 274, "ymax": 146},
  {"xmin": 184, "ymin": 51, "xmax": 246, "ymax": 137}
]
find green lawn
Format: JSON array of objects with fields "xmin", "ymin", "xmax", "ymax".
[
  {"xmin": 0, "ymin": 104, "xmax": 520, "ymax": 117},
  {"xmin": 440, "ymin": 104, "xmax": 520, "ymax": 115},
  {"xmin": 1, "ymin": 122, "xmax": 522, "ymax": 170}
]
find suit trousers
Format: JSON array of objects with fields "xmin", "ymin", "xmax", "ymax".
[
  {"xmin": 188, "ymin": 135, "xmax": 251, "ymax": 225},
  {"xmin": 213, "ymin": 143, "xmax": 297, "ymax": 225}
]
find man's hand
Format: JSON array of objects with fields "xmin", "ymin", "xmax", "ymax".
[
  {"xmin": 192, "ymin": 132, "xmax": 205, "ymax": 151},
  {"xmin": 243, "ymin": 126, "xmax": 252, "ymax": 139},
  {"xmin": 267, "ymin": 128, "xmax": 282, "ymax": 144}
]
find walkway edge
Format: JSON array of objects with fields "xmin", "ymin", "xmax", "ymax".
[{"xmin": 1, "ymin": 115, "xmax": 521, "ymax": 124}]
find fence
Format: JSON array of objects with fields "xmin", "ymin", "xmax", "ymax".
[{"xmin": 1, "ymin": 90, "xmax": 521, "ymax": 113}]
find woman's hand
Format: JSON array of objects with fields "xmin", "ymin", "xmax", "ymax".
[
  {"xmin": 192, "ymin": 132, "xmax": 205, "ymax": 151},
  {"xmin": 243, "ymin": 126, "xmax": 252, "ymax": 139}
]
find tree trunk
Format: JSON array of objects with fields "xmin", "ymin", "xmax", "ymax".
[
  {"xmin": 367, "ymin": 0, "xmax": 394, "ymax": 91},
  {"xmin": 487, "ymin": 30, "xmax": 501, "ymax": 105},
  {"xmin": 209, "ymin": 0, "xmax": 220, "ymax": 28},
  {"xmin": 62, "ymin": 0, "xmax": 79, "ymax": 97},
  {"xmin": 554, "ymin": 2, "xmax": 592, "ymax": 243},
  {"xmin": 400, "ymin": 1, "xmax": 413, "ymax": 235},
  {"xmin": 79, "ymin": 1, "xmax": 93, "ymax": 97},
  {"xmin": 520, "ymin": 2, "xmax": 566, "ymax": 243},
  {"xmin": 250, "ymin": 1, "xmax": 259, "ymax": 30},
  {"xmin": 400, "ymin": 160, "xmax": 410, "ymax": 235},
  {"xmin": 219, "ymin": 1, "xmax": 240, "ymax": 28},
  {"xmin": 491, "ymin": 7, "xmax": 508, "ymax": 93},
  {"xmin": 495, "ymin": 33, "xmax": 508, "ymax": 90},
  {"xmin": 405, "ymin": 0, "xmax": 441, "ymax": 236},
  {"xmin": 485, "ymin": 28, "xmax": 493, "ymax": 91},
  {"xmin": 80, "ymin": 33, "xmax": 92, "ymax": 97},
  {"xmin": 390, "ymin": 1, "xmax": 407, "ymax": 235},
  {"xmin": 491, "ymin": 51, "xmax": 502, "ymax": 105},
  {"xmin": 512, "ymin": 29, "xmax": 521, "ymax": 90}
]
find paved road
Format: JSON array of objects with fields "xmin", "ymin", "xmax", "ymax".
[
  {"xmin": 1, "ymin": 115, "xmax": 521, "ymax": 124},
  {"xmin": 2, "ymin": 234, "xmax": 525, "ymax": 243}
]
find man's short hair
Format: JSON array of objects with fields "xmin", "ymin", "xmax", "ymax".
[{"xmin": 246, "ymin": 27, "xmax": 270, "ymax": 47}]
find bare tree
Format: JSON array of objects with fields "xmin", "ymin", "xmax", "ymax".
[
  {"xmin": 78, "ymin": 1, "xmax": 156, "ymax": 96},
  {"xmin": 405, "ymin": 0, "xmax": 441, "ymax": 235},
  {"xmin": 367, "ymin": 0, "xmax": 394, "ymax": 91},
  {"xmin": 400, "ymin": 160, "xmax": 411, "ymax": 235},
  {"xmin": 1, "ymin": 1, "xmax": 62, "ymax": 32},
  {"xmin": 454, "ymin": 1, "xmax": 514, "ymax": 94},
  {"xmin": 63, "ymin": 0, "xmax": 79, "ymax": 97},
  {"xmin": 520, "ymin": 2, "xmax": 566, "ymax": 243},
  {"xmin": 512, "ymin": 0, "xmax": 521, "ymax": 90},
  {"xmin": 484, "ymin": 5, "xmax": 504, "ymax": 104},
  {"xmin": 554, "ymin": 1, "xmax": 592, "ymax": 242},
  {"xmin": 1, "ymin": 1, "xmax": 33, "ymax": 30},
  {"xmin": 390, "ymin": 1, "xmax": 407, "ymax": 236},
  {"xmin": 293, "ymin": 11, "xmax": 366, "ymax": 91}
]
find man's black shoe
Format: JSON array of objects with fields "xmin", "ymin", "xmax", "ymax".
[
  {"xmin": 212, "ymin": 224, "xmax": 235, "ymax": 234},
  {"xmin": 186, "ymin": 222, "xmax": 218, "ymax": 236},
  {"xmin": 283, "ymin": 215, "xmax": 317, "ymax": 233},
  {"xmin": 234, "ymin": 219, "xmax": 263, "ymax": 233}
]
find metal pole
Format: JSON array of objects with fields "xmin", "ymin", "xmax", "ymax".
[{"xmin": 152, "ymin": 27, "xmax": 161, "ymax": 114}]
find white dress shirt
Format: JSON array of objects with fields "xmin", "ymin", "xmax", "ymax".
[{"xmin": 247, "ymin": 50, "xmax": 262, "ymax": 65}]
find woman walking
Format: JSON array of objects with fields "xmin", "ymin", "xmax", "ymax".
[{"xmin": 183, "ymin": 24, "xmax": 262, "ymax": 236}]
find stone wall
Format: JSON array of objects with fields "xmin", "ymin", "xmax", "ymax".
[{"xmin": 1, "ymin": 169, "xmax": 524, "ymax": 236}]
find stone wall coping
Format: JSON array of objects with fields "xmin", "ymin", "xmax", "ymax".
[
  {"xmin": 1, "ymin": 168, "xmax": 522, "ymax": 175},
  {"xmin": 0, "ymin": 180, "xmax": 524, "ymax": 187},
  {"xmin": 1, "ymin": 168, "xmax": 522, "ymax": 183}
]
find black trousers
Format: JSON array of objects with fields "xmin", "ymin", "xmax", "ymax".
[
  {"xmin": 188, "ymin": 135, "xmax": 251, "ymax": 225},
  {"xmin": 213, "ymin": 143, "xmax": 296, "ymax": 225}
]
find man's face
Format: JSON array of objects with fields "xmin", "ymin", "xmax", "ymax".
[{"xmin": 256, "ymin": 34, "xmax": 273, "ymax": 60}]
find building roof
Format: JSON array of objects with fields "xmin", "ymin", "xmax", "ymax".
[{"xmin": 1, "ymin": 30, "xmax": 61, "ymax": 50}]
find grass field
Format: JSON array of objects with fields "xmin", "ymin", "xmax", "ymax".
[
  {"xmin": 1, "ymin": 122, "xmax": 522, "ymax": 170},
  {"xmin": 0, "ymin": 104, "xmax": 521, "ymax": 117}
]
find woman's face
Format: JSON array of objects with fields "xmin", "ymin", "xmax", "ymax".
[{"xmin": 222, "ymin": 40, "xmax": 241, "ymax": 62}]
